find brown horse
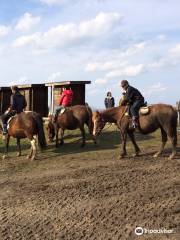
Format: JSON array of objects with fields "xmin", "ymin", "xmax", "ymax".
[
  {"xmin": 0, "ymin": 111, "xmax": 46, "ymax": 160},
  {"xmin": 47, "ymin": 105, "xmax": 97, "ymax": 147},
  {"xmin": 92, "ymin": 104, "xmax": 177, "ymax": 159}
]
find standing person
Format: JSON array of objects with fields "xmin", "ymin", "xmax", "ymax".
[
  {"xmin": 54, "ymin": 86, "xmax": 73, "ymax": 122},
  {"xmin": 1, "ymin": 85, "xmax": 27, "ymax": 134},
  {"xmin": 120, "ymin": 80, "xmax": 145, "ymax": 128},
  {"xmin": 104, "ymin": 92, "xmax": 115, "ymax": 109}
]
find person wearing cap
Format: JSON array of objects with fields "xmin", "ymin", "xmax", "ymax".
[
  {"xmin": 1, "ymin": 85, "xmax": 27, "ymax": 134},
  {"xmin": 104, "ymin": 91, "xmax": 115, "ymax": 109},
  {"xmin": 120, "ymin": 80, "xmax": 144, "ymax": 128}
]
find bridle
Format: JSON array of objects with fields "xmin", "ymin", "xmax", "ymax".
[{"xmin": 93, "ymin": 114, "xmax": 112, "ymax": 134}]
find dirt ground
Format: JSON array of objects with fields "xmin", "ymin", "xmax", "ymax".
[{"xmin": 0, "ymin": 127, "xmax": 179, "ymax": 240}]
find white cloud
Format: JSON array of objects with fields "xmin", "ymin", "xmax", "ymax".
[
  {"xmin": 106, "ymin": 64, "xmax": 144, "ymax": 78},
  {"xmin": 169, "ymin": 44, "xmax": 180, "ymax": 59},
  {"xmin": 9, "ymin": 76, "xmax": 29, "ymax": 86},
  {"xmin": 47, "ymin": 72, "xmax": 62, "ymax": 82},
  {"xmin": 143, "ymin": 82, "xmax": 167, "ymax": 97},
  {"xmin": 15, "ymin": 12, "xmax": 41, "ymax": 31},
  {"xmin": 86, "ymin": 60, "xmax": 128, "ymax": 72},
  {"xmin": 12, "ymin": 32, "xmax": 41, "ymax": 47},
  {"xmin": 94, "ymin": 77, "xmax": 108, "ymax": 85},
  {"xmin": 13, "ymin": 12, "xmax": 123, "ymax": 48},
  {"xmin": 85, "ymin": 42, "xmax": 145, "ymax": 72},
  {"xmin": 40, "ymin": 0, "xmax": 68, "ymax": 6},
  {"xmin": 0, "ymin": 25, "xmax": 10, "ymax": 37},
  {"xmin": 88, "ymin": 88, "xmax": 99, "ymax": 96},
  {"xmin": 157, "ymin": 34, "xmax": 166, "ymax": 41}
]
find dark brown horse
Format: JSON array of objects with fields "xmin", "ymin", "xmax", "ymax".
[
  {"xmin": 0, "ymin": 111, "xmax": 46, "ymax": 160},
  {"xmin": 92, "ymin": 104, "xmax": 177, "ymax": 159},
  {"xmin": 47, "ymin": 105, "xmax": 96, "ymax": 147}
]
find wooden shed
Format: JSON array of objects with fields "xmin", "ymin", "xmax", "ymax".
[
  {"xmin": 0, "ymin": 84, "xmax": 48, "ymax": 117},
  {"xmin": 0, "ymin": 87, "xmax": 12, "ymax": 115},
  {"xmin": 45, "ymin": 81, "xmax": 91, "ymax": 113},
  {"xmin": 18, "ymin": 84, "xmax": 48, "ymax": 117}
]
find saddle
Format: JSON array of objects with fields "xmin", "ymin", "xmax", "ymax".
[
  {"xmin": 7, "ymin": 115, "xmax": 17, "ymax": 129},
  {"xmin": 139, "ymin": 106, "xmax": 150, "ymax": 115},
  {"xmin": 60, "ymin": 107, "xmax": 66, "ymax": 114},
  {"xmin": 124, "ymin": 105, "xmax": 150, "ymax": 117}
]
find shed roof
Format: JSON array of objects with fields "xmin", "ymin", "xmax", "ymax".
[
  {"xmin": 17, "ymin": 84, "xmax": 45, "ymax": 89},
  {"xmin": 0, "ymin": 84, "xmax": 45, "ymax": 89},
  {"xmin": 45, "ymin": 81, "xmax": 91, "ymax": 87}
]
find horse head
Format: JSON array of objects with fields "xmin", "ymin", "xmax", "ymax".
[{"xmin": 92, "ymin": 111, "xmax": 106, "ymax": 136}]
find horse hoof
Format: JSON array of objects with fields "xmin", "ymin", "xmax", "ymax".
[
  {"xmin": 119, "ymin": 155, "xmax": 125, "ymax": 160},
  {"xmin": 132, "ymin": 153, "xmax": 139, "ymax": 157},
  {"xmin": 153, "ymin": 153, "xmax": 160, "ymax": 158},
  {"xmin": 2, "ymin": 155, "xmax": 6, "ymax": 160},
  {"xmin": 17, "ymin": 153, "xmax": 21, "ymax": 157},
  {"xmin": 168, "ymin": 155, "xmax": 175, "ymax": 160}
]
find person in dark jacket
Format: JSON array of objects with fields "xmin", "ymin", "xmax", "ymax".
[
  {"xmin": 121, "ymin": 80, "xmax": 144, "ymax": 128},
  {"xmin": 104, "ymin": 92, "xmax": 115, "ymax": 109},
  {"xmin": 1, "ymin": 85, "xmax": 27, "ymax": 134}
]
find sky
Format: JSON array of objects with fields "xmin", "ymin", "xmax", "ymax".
[{"xmin": 0, "ymin": 0, "xmax": 180, "ymax": 108}]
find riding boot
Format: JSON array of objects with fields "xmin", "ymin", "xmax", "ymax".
[
  {"xmin": 2, "ymin": 124, "xmax": 8, "ymax": 135},
  {"xmin": 53, "ymin": 114, "xmax": 58, "ymax": 123},
  {"xmin": 132, "ymin": 116, "xmax": 139, "ymax": 129}
]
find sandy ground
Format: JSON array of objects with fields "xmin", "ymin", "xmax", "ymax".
[{"xmin": 0, "ymin": 128, "xmax": 179, "ymax": 240}]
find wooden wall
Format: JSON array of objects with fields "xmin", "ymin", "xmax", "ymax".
[{"xmin": 0, "ymin": 88, "xmax": 11, "ymax": 114}]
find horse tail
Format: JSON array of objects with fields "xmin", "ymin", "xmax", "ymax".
[
  {"xmin": 172, "ymin": 107, "xmax": 178, "ymax": 146},
  {"xmin": 85, "ymin": 105, "xmax": 93, "ymax": 134},
  {"xmin": 34, "ymin": 114, "xmax": 47, "ymax": 149}
]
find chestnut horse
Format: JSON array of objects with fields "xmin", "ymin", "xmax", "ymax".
[
  {"xmin": 0, "ymin": 111, "xmax": 46, "ymax": 160},
  {"xmin": 92, "ymin": 104, "xmax": 177, "ymax": 159},
  {"xmin": 47, "ymin": 105, "xmax": 97, "ymax": 147}
]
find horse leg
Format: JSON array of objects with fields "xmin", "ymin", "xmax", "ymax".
[
  {"xmin": 87, "ymin": 122, "xmax": 97, "ymax": 145},
  {"xmin": 153, "ymin": 127, "xmax": 167, "ymax": 158},
  {"xmin": 127, "ymin": 130, "xmax": 141, "ymax": 157},
  {"xmin": 26, "ymin": 135, "xmax": 37, "ymax": 160},
  {"xmin": 167, "ymin": 127, "xmax": 177, "ymax": 160},
  {"xmin": 16, "ymin": 138, "xmax": 21, "ymax": 157},
  {"xmin": 55, "ymin": 127, "xmax": 59, "ymax": 148},
  {"xmin": 86, "ymin": 120, "xmax": 97, "ymax": 145},
  {"xmin": 59, "ymin": 129, "xmax": 64, "ymax": 145},
  {"xmin": 80, "ymin": 125, "xmax": 86, "ymax": 148},
  {"xmin": 2, "ymin": 135, "xmax": 10, "ymax": 160},
  {"xmin": 30, "ymin": 136, "xmax": 37, "ymax": 161},
  {"xmin": 119, "ymin": 129, "xmax": 127, "ymax": 159}
]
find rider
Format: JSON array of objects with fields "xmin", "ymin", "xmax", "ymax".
[
  {"xmin": 120, "ymin": 80, "xmax": 145, "ymax": 128},
  {"xmin": 54, "ymin": 86, "xmax": 73, "ymax": 122},
  {"xmin": 1, "ymin": 85, "xmax": 27, "ymax": 134}
]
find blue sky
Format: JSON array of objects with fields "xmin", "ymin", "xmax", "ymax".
[{"xmin": 0, "ymin": 0, "xmax": 180, "ymax": 107}]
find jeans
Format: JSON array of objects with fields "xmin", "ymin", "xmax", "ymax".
[
  {"xmin": 1, "ymin": 110, "xmax": 17, "ymax": 125},
  {"xmin": 130, "ymin": 100, "xmax": 144, "ymax": 117}
]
